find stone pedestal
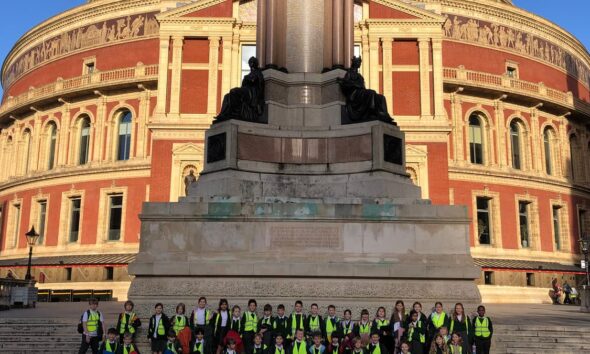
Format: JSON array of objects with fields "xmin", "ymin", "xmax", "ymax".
[{"xmin": 128, "ymin": 69, "xmax": 481, "ymax": 314}]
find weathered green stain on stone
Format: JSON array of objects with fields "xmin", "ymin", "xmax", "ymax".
[
  {"xmin": 207, "ymin": 202, "xmax": 242, "ymax": 217},
  {"xmin": 361, "ymin": 204, "xmax": 396, "ymax": 219}
]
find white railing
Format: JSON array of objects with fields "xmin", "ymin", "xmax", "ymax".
[
  {"xmin": 0, "ymin": 63, "xmax": 158, "ymax": 116},
  {"xmin": 443, "ymin": 66, "xmax": 580, "ymax": 109}
]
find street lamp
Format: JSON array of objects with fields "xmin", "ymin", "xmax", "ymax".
[
  {"xmin": 24, "ymin": 226, "xmax": 40, "ymax": 281},
  {"xmin": 579, "ymin": 234, "xmax": 590, "ymax": 289}
]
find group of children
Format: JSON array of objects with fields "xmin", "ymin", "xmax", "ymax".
[{"xmin": 78, "ymin": 298, "xmax": 493, "ymax": 354}]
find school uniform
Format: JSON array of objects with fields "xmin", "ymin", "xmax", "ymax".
[
  {"xmin": 259, "ymin": 316, "xmax": 276, "ymax": 347},
  {"xmin": 164, "ymin": 339, "xmax": 183, "ymax": 354},
  {"xmin": 371, "ymin": 318, "xmax": 391, "ymax": 353},
  {"xmin": 212, "ymin": 311, "xmax": 230, "ymax": 350},
  {"xmin": 269, "ymin": 344, "xmax": 291, "ymax": 354},
  {"xmin": 99, "ymin": 340, "xmax": 119, "ymax": 354},
  {"xmin": 288, "ymin": 313, "xmax": 307, "ymax": 341},
  {"xmin": 354, "ymin": 321, "xmax": 372, "ymax": 345},
  {"xmin": 323, "ymin": 316, "xmax": 340, "ymax": 343},
  {"xmin": 242, "ymin": 311, "xmax": 259, "ymax": 354},
  {"xmin": 274, "ymin": 315, "xmax": 289, "ymax": 342},
  {"xmin": 190, "ymin": 338, "xmax": 209, "ymax": 354},
  {"xmin": 222, "ymin": 349, "xmax": 238, "ymax": 354},
  {"xmin": 305, "ymin": 315, "xmax": 325, "ymax": 338},
  {"xmin": 116, "ymin": 312, "xmax": 141, "ymax": 342},
  {"xmin": 292, "ymin": 340, "xmax": 308, "ymax": 354},
  {"xmin": 308, "ymin": 344, "xmax": 325, "ymax": 354},
  {"xmin": 190, "ymin": 308, "xmax": 213, "ymax": 344},
  {"xmin": 404, "ymin": 320, "xmax": 426, "ymax": 354},
  {"xmin": 338, "ymin": 320, "xmax": 355, "ymax": 338},
  {"xmin": 249, "ymin": 344, "xmax": 269, "ymax": 354},
  {"xmin": 472, "ymin": 316, "xmax": 493, "ymax": 354},
  {"xmin": 366, "ymin": 342, "xmax": 388, "ymax": 354},
  {"xmin": 78, "ymin": 309, "xmax": 105, "ymax": 354},
  {"xmin": 115, "ymin": 343, "xmax": 141, "ymax": 354},
  {"xmin": 172, "ymin": 315, "xmax": 190, "ymax": 335},
  {"xmin": 448, "ymin": 344, "xmax": 462, "ymax": 354},
  {"xmin": 449, "ymin": 316, "xmax": 472, "ymax": 354},
  {"xmin": 148, "ymin": 313, "xmax": 171, "ymax": 352},
  {"xmin": 427, "ymin": 312, "xmax": 449, "ymax": 342},
  {"xmin": 227, "ymin": 317, "xmax": 244, "ymax": 353},
  {"xmin": 325, "ymin": 344, "xmax": 340, "ymax": 354}
]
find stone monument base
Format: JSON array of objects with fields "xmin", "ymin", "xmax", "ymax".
[{"xmin": 128, "ymin": 198, "xmax": 481, "ymax": 314}]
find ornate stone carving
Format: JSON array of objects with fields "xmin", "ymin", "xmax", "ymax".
[
  {"xmin": 4, "ymin": 12, "xmax": 159, "ymax": 89},
  {"xmin": 215, "ymin": 57, "xmax": 265, "ymax": 123},
  {"xmin": 339, "ymin": 57, "xmax": 395, "ymax": 125},
  {"xmin": 443, "ymin": 14, "xmax": 590, "ymax": 87}
]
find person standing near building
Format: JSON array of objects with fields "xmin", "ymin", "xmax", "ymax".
[
  {"xmin": 242, "ymin": 299, "xmax": 259, "ymax": 354},
  {"xmin": 148, "ymin": 303, "xmax": 171, "ymax": 354},
  {"xmin": 305, "ymin": 304, "xmax": 325, "ymax": 342},
  {"xmin": 324, "ymin": 305, "xmax": 340, "ymax": 344},
  {"xmin": 116, "ymin": 301, "xmax": 142, "ymax": 344},
  {"xmin": 472, "ymin": 306, "xmax": 492, "ymax": 354},
  {"xmin": 213, "ymin": 299, "xmax": 230, "ymax": 354},
  {"xmin": 190, "ymin": 297, "xmax": 214, "ymax": 345},
  {"xmin": 448, "ymin": 304, "xmax": 471, "ymax": 354},
  {"xmin": 78, "ymin": 298, "xmax": 106, "ymax": 354},
  {"xmin": 288, "ymin": 301, "xmax": 307, "ymax": 344}
]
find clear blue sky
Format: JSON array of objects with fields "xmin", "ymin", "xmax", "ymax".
[{"xmin": 0, "ymin": 0, "xmax": 588, "ymax": 97}]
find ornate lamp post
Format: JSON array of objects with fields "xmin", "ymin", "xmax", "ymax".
[{"xmin": 24, "ymin": 226, "xmax": 40, "ymax": 281}]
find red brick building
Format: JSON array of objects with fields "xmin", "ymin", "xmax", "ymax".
[{"xmin": 0, "ymin": 0, "xmax": 587, "ymax": 302}]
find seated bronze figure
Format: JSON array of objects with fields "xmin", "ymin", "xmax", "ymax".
[
  {"xmin": 339, "ymin": 56, "xmax": 395, "ymax": 125},
  {"xmin": 215, "ymin": 57, "xmax": 265, "ymax": 123}
]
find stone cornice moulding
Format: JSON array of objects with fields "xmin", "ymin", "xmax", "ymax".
[
  {"xmin": 439, "ymin": 0, "xmax": 590, "ymax": 68},
  {"xmin": 156, "ymin": 0, "xmax": 228, "ymax": 20},
  {"xmin": 372, "ymin": 0, "xmax": 447, "ymax": 21}
]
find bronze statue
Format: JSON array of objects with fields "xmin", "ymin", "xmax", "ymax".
[
  {"xmin": 215, "ymin": 57, "xmax": 265, "ymax": 123},
  {"xmin": 339, "ymin": 56, "xmax": 395, "ymax": 124}
]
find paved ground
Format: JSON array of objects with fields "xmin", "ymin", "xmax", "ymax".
[{"xmin": 2, "ymin": 302, "xmax": 589, "ymax": 326}]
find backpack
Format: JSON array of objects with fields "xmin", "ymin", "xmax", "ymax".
[{"xmin": 77, "ymin": 310, "xmax": 103, "ymax": 336}]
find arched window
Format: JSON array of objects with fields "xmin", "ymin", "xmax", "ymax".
[
  {"xmin": 22, "ymin": 129, "xmax": 32, "ymax": 174},
  {"xmin": 469, "ymin": 114, "xmax": 484, "ymax": 165},
  {"xmin": 117, "ymin": 110, "xmax": 132, "ymax": 161},
  {"xmin": 543, "ymin": 128, "xmax": 553, "ymax": 176},
  {"xmin": 510, "ymin": 121, "xmax": 521, "ymax": 170},
  {"xmin": 78, "ymin": 117, "xmax": 91, "ymax": 165},
  {"xmin": 47, "ymin": 122, "xmax": 58, "ymax": 170}
]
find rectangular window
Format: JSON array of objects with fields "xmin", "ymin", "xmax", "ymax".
[
  {"xmin": 108, "ymin": 195, "xmax": 123, "ymax": 241},
  {"xmin": 519, "ymin": 201, "xmax": 530, "ymax": 248},
  {"xmin": 506, "ymin": 66, "xmax": 518, "ymax": 78},
  {"xmin": 69, "ymin": 198, "xmax": 81, "ymax": 243},
  {"xmin": 12, "ymin": 204, "xmax": 21, "ymax": 248},
  {"xmin": 241, "ymin": 45, "xmax": 257, "ymax": 79},
  {"xmin": 484, "ymin": 271, "xmax": 494, "ymax": 285},
  {"xmin": 65, "ymin": 267, "xmax": 72, "ymax": 281},
  {"xmin": 553, "ymin": 206, "xmax": 561, "ymax": 251},
  {"xmin": 511, "ymin": 131, "xmax": 521, "ymax": 170},
  {"xmin": 579, "ymin": 209, "xmax": 587, "ymax": 240},
  {"xmin": 84, "ymin": 62, "xmax": 95, "ymax": 75},
  {"xmin": 38, "ymin": 201, "xmax": 47, "ymax": 245},
  {"xmin": 105, "ymin": 267, "xmax": 114, "ymax": 281},
  {"xmin": 476, "ymin": 197, "xmax": 491, "ymax": 245},
  {"xmin": 526, "ymin": 272, "xmax": 535, "ymax": 286}
]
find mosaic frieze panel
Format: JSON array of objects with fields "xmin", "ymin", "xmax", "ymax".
[
  {"xmin": 443, "ymin": 14, "xmax": 590, "ymax": 87},
  {"xmin": 3, "ymin": 12, "xmax": 160, "ymax": 89}
]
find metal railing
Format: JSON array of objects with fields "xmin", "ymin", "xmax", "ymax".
[{"xmin": 0, "ymin": 63, "xmax": 158, "ymax": 116}]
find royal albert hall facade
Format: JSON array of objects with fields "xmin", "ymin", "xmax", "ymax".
[{"xmin": 0, "ymin": 0, "xmax": 588, "ymax": 302}]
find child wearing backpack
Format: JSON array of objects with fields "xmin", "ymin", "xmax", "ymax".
[{"xmin": 78, "ymin": 298, "xmax": 106, "ymax": 354}]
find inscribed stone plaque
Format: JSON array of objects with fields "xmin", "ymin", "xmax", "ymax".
[{"xmin": 270, "ymin": 225, "xmax": 342, "ymax": 249}]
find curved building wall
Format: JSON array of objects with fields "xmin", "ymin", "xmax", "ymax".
[{"xmin": 0, "ymin": 0, "xmax": 587, "ymax": 302}]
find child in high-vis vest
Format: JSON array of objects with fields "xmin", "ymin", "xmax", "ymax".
[
  {"xmin": 191, "ymin": 327, "xmax": 208, "ymax": 354},
  {"xmin": 367, "ymin": 332, "xmax": 388, "ymax": 354},
  {"xmin": 288, "ymin": 302, "xmax": 306, "ymax": 344},
  {"xmin": 371, "ymin": 308, "xmax": 389, "ymax": 353},
  {"xmin": 324, "ymin": 306, "xmax": 339, "ymax": 344},
  {"xmin": 428, "ymin": 334, "xmax": 450, "ymax": 354},
  {"xmin": 99, "ymin": 328, "xmax": 119, "ymax": 354},
  {"xmin": 325, "ymin": 331, "xmax": 341, "ymax": 354},
  {"xmin": 222, "ymin": 338, "xmax": 238, "ymax": 354},
  {"xmin": 270, "ymin": 333, "xmax": 290, "ymax": 354},
  {"xmin": 259, "ymin": 304, "xmax": 275, "ymax": 348},
  {"xmin": 164, "ymin": 329, "xmax": 183, "ymax": 354},
  {"xmin": 213, "ymin": 299, "xmax": 230, "ymax": 354},
  {"xmin": 471, "ymin": 306, "xmax": 492, "ymax": 354},
  {"xmin": 274, "ymin": 305, "xmax": 289, "ymax": 346},
  {"xmin": 116, "ymin": 301, "xmax": 141, "ymax": 344},
  {"xmin": 305, "ymin": 304, "xmax": 325, "ymax": 341},
  {"xmin": 116, "ymin": 332, "xmax": 141, "ymax": 354},
  {"xmin": 308, "ymin": 332, "xmax": 325, "ymax": 354},
  {"xmin": 250, "ymin": 333, "xmax": 268, "ymax": 354},
  {"xmin": 79, "ymin": 298, "xmax": 106, "ymax": 354},
  {"xmin": 354, "ymin": 310, "xmax": 371, "ymax": 346},
  {"xmin": 339, "ymin": 310, "xmax": 354, "ymax": 338},
  {"xmin": 404, "ymin": 311, "xmax": 426, "ymax": 354},
  {"xmin": 171, "ymin": 303, "xmax": 190, "ymax": 335},
  {"xmin": 190, "ymin": 297, "xmax": 213, "ymax": 345},
  {"xmin": 242, "ymin": 299, "xmax": 259, "ymax": 354},
  {"xmin": 148, "ymin": 303, "xmax": 171, "ymax": 354},
  {"xmin": 448, "ymin": 333, "xmax": 462, "ymax": 354},
  {"xmin": 399, "ymin": 342, "xmax": 411, "ymax": 354},
  {"xmin": 292, "ymin": 329, "xmax": 308, "ymax": 354}
]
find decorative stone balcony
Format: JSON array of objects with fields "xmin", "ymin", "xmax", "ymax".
[
  {"xmin": 0, "ymin": 63, "xmax": 158, "ymax": 122},
  {"xmin": 443, "ymin": 66, "xmax": 590, "ymax": 118}
]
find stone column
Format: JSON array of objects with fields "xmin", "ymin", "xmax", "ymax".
[
  {"xmin": 136, "ymin": 90, "xmax": 150, "ymax": 159},
  {"xmin": 207, "ymin": 36, "xmax": 220, "ymax": 115},
  {"xmin": 32, "ymin": 115, "xmax": 42, "ymax": 172},
  {"xmin": 530, "ymin": 108, "xmax": 541, "ymax": 173},
  {"xmin": 495, "ymin": 100, "xmax": 507, "ymax": 167},
  {"xmin": 332, "ymin": 0, "xmax": 344, "ymax": 68},
  {"xmin": 382, "ymin": 38, "xmax": 393, "ymax": 114},
  {"xmin": 450, "ymin": 92, "xmax": 464, "ymax": 162},
  {"xmin": 368, "ymin": 38, "xmax": 379, "ymax": 90},
  {"xmin": 231, "ymin": 30, "xmax": 241, "ymax": 88},
  {"xmin": 58, "ymin": 105, "xmax": 70, "ymax": 166},
  {"xmin": 418, "ymin": 38, "xmax": 431, "ymax": 117},
  {"xmin": 265, "ymin": 0, "xmax": 277, "ymax": 67},
  {"xmin": 361, "ymin": 27, "xmax": 370, "ymax": 82},
  {"xmin": 221, "ymin": 36, "xmax": 232, "ymax": 96},
  {"xmin": 343, "ymin": 0, "xmax": 354, "ymax": 68},
  {"xmin": 286, "ymin": 0, "xmax": 324, "ymax": 73},
  {"xmin": 432, "ymin": 38, "xmax": 444, "ymax": 119},
  {"xmin": 169, "ymin": 36, "xmax": 184, "ymax": 116},
  {"xmin": 156, "ymin": 36, "xmax": 170, "ymax": 115},
  {"xmin": 93, "ymin": 96, "xmax": 106, "ymax": 162},
  {"xmin": 256, "ymin": 0, "xmax": 267, "ymax": 68}
]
